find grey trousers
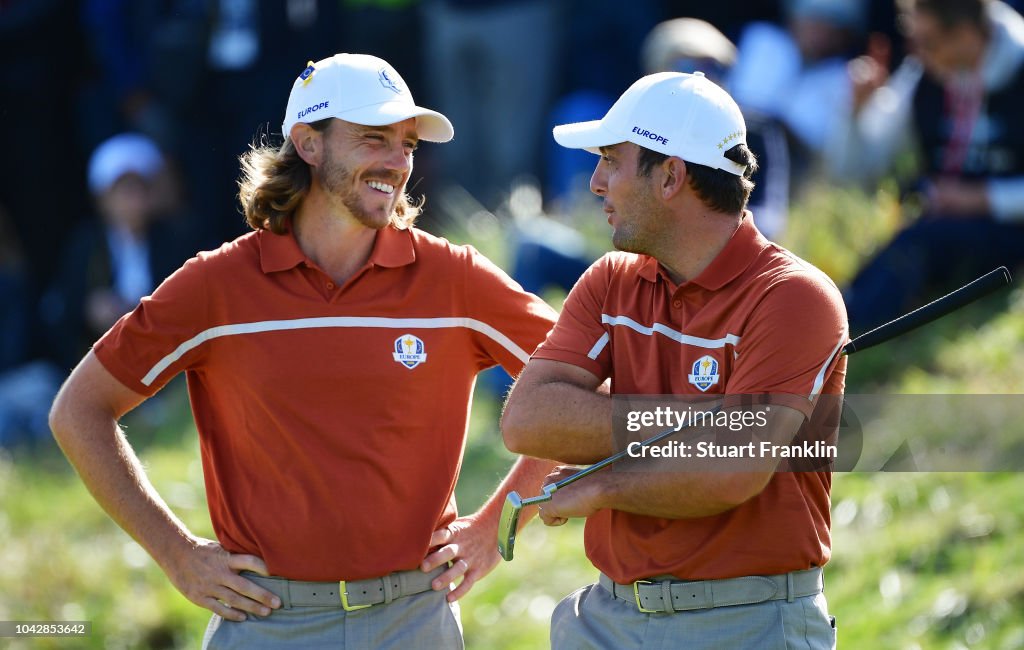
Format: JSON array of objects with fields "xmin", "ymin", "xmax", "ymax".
[
  {"xmin": 202, "ymin": 588, "xmax": 463, "ymax": 649},
  {"xmin": 551, "ymin": 582, "xmax": 836, "ymax": 650}
]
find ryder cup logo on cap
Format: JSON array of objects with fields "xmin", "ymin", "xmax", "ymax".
[
  {"xmin": 282, "ymin": 53, "xmax": 453, "ymax": 142},
  {"xmin": 379, "ymin": 67, "xmax": 403, "ymax": 93},
  {"xmin": 552, "ymin": 71, "xmax": 748, "ymax": 176}
]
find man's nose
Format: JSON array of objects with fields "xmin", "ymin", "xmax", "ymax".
[
  {"xmin": 590, "ymin": 163, "xmax": 607, "ymax": 197},
  {"xmin": 384, "ymin": 141, "xmax": 412, "ymax": 175}
]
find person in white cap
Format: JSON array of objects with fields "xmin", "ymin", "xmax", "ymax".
[
  {"xmin": 49, "ymin": 53, "xmax": 558, "ymax": 648},
  {"xmin": 502, "ymin": 72, "xmax": 848, "ymax": 649},
  {"xmin": 41, "ymin": 133, "xmax": 199, "ymax": 369}
]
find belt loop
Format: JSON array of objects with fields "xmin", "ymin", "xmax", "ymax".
[
  {"xmin": 282, "ymin": 577, "xmax": 293, "ymax": 609},
  {"xmin": 382, "ymin": 576, "xmax": 395, "ymax": 605},
  {"xmin": 786, "ymin": 572, "xmax": 795, "ymax": 603},
  {"xmin": 661, "ymin": 581, "xmax": 676, "ymax": 613},
  {"xmin": 397, "ymin": 569, "xmax": 409, "ymax": 599}
]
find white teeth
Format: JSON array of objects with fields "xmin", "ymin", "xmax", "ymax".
[{"xmin": 367, "ymin": 181, "xmax": 395, "ymax": 194}]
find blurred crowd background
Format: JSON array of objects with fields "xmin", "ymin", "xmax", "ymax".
[{"xmin": 2, "ymin": 0, "xmax": 1024, "ymax": 447}]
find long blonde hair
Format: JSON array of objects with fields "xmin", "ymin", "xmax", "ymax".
[{"xmin": 237, "ymin": 120, "xmax": 420, "ymax": 234}]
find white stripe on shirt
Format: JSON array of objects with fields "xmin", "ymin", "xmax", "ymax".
[
  {"xmin": 809, "ymin": 335, "xmax": 848, "ymax": 399},
  {"xmin": 595, "ymin": 313, "xmax": 843, "ymax": 400},
  {"xmin": 141, "ymin": 316, "xmax": 530, "ymax": 386},
  {"xmin": 599, "ymin": 314, "xmax": 742, "ymax": 349}
]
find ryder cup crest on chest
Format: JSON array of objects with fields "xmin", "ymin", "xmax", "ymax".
[
  {"xmin": 688, "ymin": 355, "xmax": 720, "ymax": 392},
  {"xmin": 393, "ymin": 334, "xmax": 427, "ymax": 369}
]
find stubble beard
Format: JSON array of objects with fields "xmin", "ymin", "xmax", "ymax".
[
  {"xmin": 318, "ymin": 150, "xmax": 399, "ymax": 230},
  {"xmin": 612, "ymin": 221, "xmax": 643, "ymax": 254},
  {"xmin": 611, "ymin": 179, "xmax": 663, "ymax": 257}
]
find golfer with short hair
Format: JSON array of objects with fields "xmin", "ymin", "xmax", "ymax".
[
  {"xmin": 502, "ymin": 72, "xmax": 847, "ymax": 648},
  {"xmin": 50, "ymin": 53, "xmax": 557, "ymax": 649}
]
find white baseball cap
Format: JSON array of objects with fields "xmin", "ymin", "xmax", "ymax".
[
  {"xmin": 553, "ymin": 71, "xmax": 748, "ymax": 176},
  {"xmin": 87, "ymin": 133, "xmax": 165, "ymax": 195},
  {"xmin": 282, "ymin": 53, "xmax": 453, "ymax": 142}
]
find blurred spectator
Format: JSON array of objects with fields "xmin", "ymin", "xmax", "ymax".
[
  {"xmin": 641, "ymin": 17, "xmax": 793, "ymax": 239},
  {"xmin": 78, "ymin": 0, "xmax": 217, "ymax": 258},
  {"xmin": 557, "ymin": 0, "xmax": 665, "ymax": 101},
  {"xmin": 658, "ymin": 1, "xmax": 781, "ymax": 42},
  {"xmin": 545, "ymin": 91, "xmax": 616, "ymax": 212},
  {"xmin": 40, "ymin": 134, "xmax": 198, "ymax": 370},
  {"xmin": 78, "ymin": 0, "xmax": 203, "ymax": 151},
  {"xmin": 509, "ymin": 181, "xmax": 593, "ymax": 298},
  {"xmin": 545, "ymin": 0, "xmax": 663, "ymax": 208},
  {"xmin": 832, "ymin": 0, "xmax": 1024, "ymax": 332},
  {"xmin": 80, "ymin": 0, "xmax": 346, "ymax": 249},
  {"xmin": 511, "ymin": 1, "xmax": 666, "ymax": 307},
  {"xmin": 421, "ymin": 0, "xmax": 562, "ymax": 209},
  {"xmin": 729, "ymin": 0, "xmax": 867, "ymax": 161}
]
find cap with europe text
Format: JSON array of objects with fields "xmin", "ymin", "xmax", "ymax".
[
  {"xmin": 282, "ymin": 53, "xmax": 453, "ymax": 143},
  {"xmin": 552, "ymin": 71, "xmax": 748, "ymax": 176}
]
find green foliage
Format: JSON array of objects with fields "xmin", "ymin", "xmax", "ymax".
[
  {"xmin": 780, "ymin": 181, "xmax": 904, "ymax": 286},
  {"xmin": 3, "ymin": 183, "xmax": 1022, "ymax": 649}
]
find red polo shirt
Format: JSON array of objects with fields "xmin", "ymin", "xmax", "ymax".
[
  {"xmin": 95, "ymin": 225, "xmax": 556, "ymax": 581},
  {"xmin": 534, "ymin": 215, "xmax": 847, "ymax": 583}
]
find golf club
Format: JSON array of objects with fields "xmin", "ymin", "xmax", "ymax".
[{"xmin": 497, "ymin": 266, "xmax": 1012, "ymax": 561}]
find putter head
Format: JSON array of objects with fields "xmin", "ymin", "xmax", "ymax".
[{"xmin": 497, "ymin": 491, "xmax": 524, "ymax": 561}]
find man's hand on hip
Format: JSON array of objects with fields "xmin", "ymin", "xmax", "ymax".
[
  {"xmin": 421, "ymin": 513, "xmax": 501, "ymax": 602},
  {"xmin": 164, "ymin": 537, "xmax": 281, "ymax": 622}
]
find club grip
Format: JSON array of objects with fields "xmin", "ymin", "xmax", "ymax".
[{"xmin": 844, "ymin": 267, "xmax": 1012, "ymax": 355}]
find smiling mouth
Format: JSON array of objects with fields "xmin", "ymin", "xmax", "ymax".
[{"xmin": 366, "ymin": 180, "xmax": 396, "ymax": 194}]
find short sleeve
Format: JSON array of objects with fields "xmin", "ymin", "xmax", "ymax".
[
  {"xmin": 532, "ymin": 254, "xmax": 614, "ymax": 380},
  {"xmin": 462, "ymin": 247, "xmax": 558, "ymax": 376},
  {"xmin": 93, "ymin": 255, "xmax": 210, "ymax": 396},
  {"xmin": 726, "ymin": 271, "xmax": 848, "ymax": 417}
]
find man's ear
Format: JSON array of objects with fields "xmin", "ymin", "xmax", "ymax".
[
  {"xmin": 661, "ymin": 157, "xmax": 687, "ymax": 200},
  {"xmin": 290, "ymin": 123, "xmax": 322, "ymax": 166}
]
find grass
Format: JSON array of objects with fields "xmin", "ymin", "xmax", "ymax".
[{"xmin": 2, "ymin": 180, "xmax": 1022, "ymax": 648}]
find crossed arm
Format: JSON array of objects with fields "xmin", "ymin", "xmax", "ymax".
[{"xmin": 501, "ymin": 358, "xmax": 806, "ymax": 525}]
